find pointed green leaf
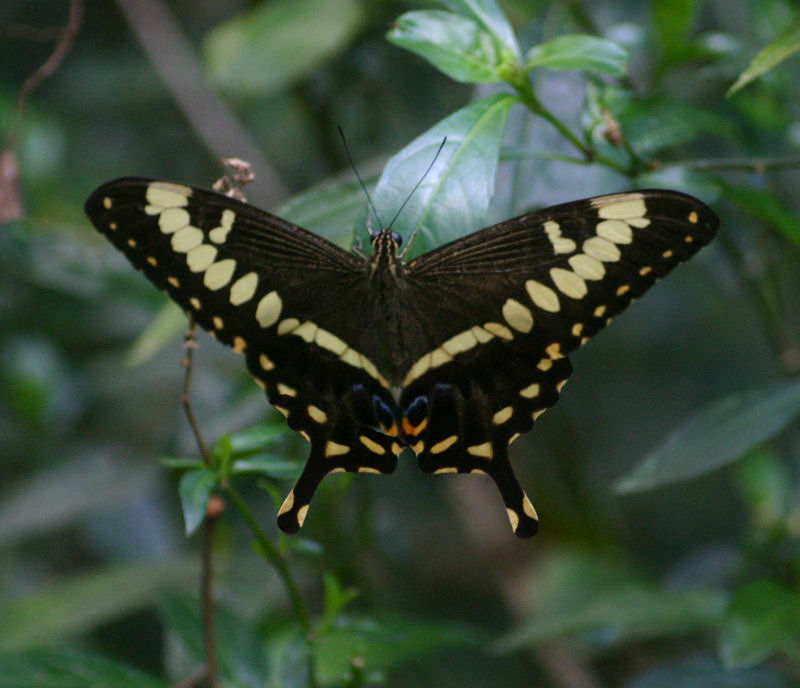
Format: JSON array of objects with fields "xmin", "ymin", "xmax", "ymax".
[
  {"xmin": 126, "ymin": 300, "xmax": 185, "ymax": 365},
  {"xmin": 178, "ymin": 467, "xmax": 218, "ymax": 535},
  {"xmin": 615, "ymin": 380, "xmax": 800, "ymax": 493},
  {"xmin": 0, "ymin": 561, "xmax": 197, "ymax": 651},
  {"xmin": 720, "ymin": 581, "xmax": 800, "ymax": 669},
  {"xmin": 525, "ymin": 34, "xmax": 629, "ymax": 77},
  {"xmin": 204, "ymin": 0, "xmax": 364, "ymax": 96},
  {"xmin": 388, "ymin": 10, "xmax": 501, "ymax": 83},
  {"xmin": 371, "ymin": 93, "xmax": 516, "ymax": 255},
  {"xmin": 437, "ymin": 0, "xmax": 520, "ymax": 57},
  {"xmin": 728, "ymin": 21, "xmax": 800, "ymax": 96},
  {"xmin": 0, "ymin": 648, "xmax": 166, "ymax": 688}
]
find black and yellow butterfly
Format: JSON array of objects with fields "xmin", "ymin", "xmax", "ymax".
[{"xmin": 85, "ymin": 178, "xmax": 717, "ymax": 537}]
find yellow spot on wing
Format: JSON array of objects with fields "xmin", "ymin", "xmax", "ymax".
[
  {"xmin": 596, "ymin": 219, "xmax": 633, "ymax": 244},
  {"xmin": 583, "ymin": 236, "xmax": 621, "ymax": 262},
  {"xmin": 569, "ymin": 253, "xmax": 606, "ymax": 280},
  {"xmin": 230, "ymin": 272, "xmax": 259, "ymax": 305},
  {"xmin": 277, "ymin": 318, "xmax": 300, "ymax": 335},
  {"xmin": 158, "ymin": 207, "xmax": 190, "ymax": 234},
  {"xmin": 359, "ymin": 435, "xmax": 386, "ymax": 455},
  {"xmin": 325, "ymin": 441, "xmax": 350, "ymax": 457},
  {"xmin": 433, "ymin": 467, "xmax": 458, "ymax": 474},
  {"xmin": 544, "ymin": 220, "xmax": 577, "ymax": 254},
  {"xmin": 507, "ymin": 508, "xmax": 520, "ymax": 532},
  {"xmin": 187, "ymin": 244, "xmax": 218, "ymax": 272},
  {"xmin": 315, "ymin": 329, "xmax": 348, "ymax": 355},
  {"xmin": 429, "ymin": 348, "xmax": 452, "ymax": 368},
  {"xmin": 259, "ymin": 353, "xmax": 275, "ymax": 371},
  {"xmin": 146, "ymin": 182, "xmax": 191, "ymax": 209},
  {"xmin": 277, "ymin": 382, "xmax": 297, "ymax": 397},
  {"xmin": 520, "ymin": 383, "xmax": 540, "ymax": 398},
  {"xmin": 204, "ymin": 259, "xmax": 237, "ymax": 290},
  {"xmin": 255, "ymin": 291, "xmax": 282, "ymax": 328},
  {"xmin": 492, "ymin": 406, "xmax": 513, "ymax": 424},
  {"xmin": 550, "ymin": 267, "xmax": 587, "ymax": 299},
  {"xmin": 171, "ymin": 226, "xmax": 204, "ymax": 253},
  {"xmin": 431, "ymin": 435, "xmax": 458, "ymax": 454},
  {"xmin": 293, "ymin": 321, "xmax": 318, "ymax": 343},
  {"xmin": 688, "ymin": 210, "xmax": 699, "ymax": 223},
  {"xmin": 103, "ymin": 196, "xmax": 113, "ymax": 209},
  {"xmin": 233, "ymin": 336, "xmax": 246, "ymax": 353},
  {"xmin": 278, "ymin": 491, "xmax": 294, "ymax": 515},
  {"xmin": 484, "ymin": 322, "xmax": 514, "ymax": 340},
  {"xmin": 594, "ymin": 194, "xmax": 646, "ymax": 220},
  {"xmin": 296, "ymin": 504, "xmax": 309, "ymax": 527},
  {"xmin": 307, "ymin": 405, "xmax": 327, "ymax": 423},
  {"xmin": 502, "ymin": 298, "xmax": 534, "ymax": 333},
  {"xmin": 471, "ymin": 325, "xmax": 494, "ymax": 343},
  {"xmin": 526, "ymin": 279, "xmax": 560, "ymax": 313},
  {"xmin": 441, "ymin": 329, "xmax": 478, "ymax": 356},
  {"xmin": 209, "ymin": 209, "xmax": 236, "ymax": 243},
  {"xmin": 467, "ymin": 442, "xmax": 493, "ymax": 458}
]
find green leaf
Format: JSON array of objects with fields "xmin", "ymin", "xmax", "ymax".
[
  {"xmin": 525, "ymin": 34, "xmax": 629, "ymax": 77},
  {"xmin": 653, "ymin": 0, "xmax": 697, "ymax": 61},
  {"xmin": 615, "ymin": 380, "xmax": 800, "ymax": 493},
  {"xmin": 625, "ymin": 655, "xmax": 794, "ymax": 688},
  {"xmin": 727, "ymin": 21, "xmax": 800, "ymax": 96},
  {"xmin": 204, "ymin": 0, "xmax": 364, "ymax": 96},
  {"xmin": 0, "ymin": 648, "xmax": 166, "ymax": 688},
  {"xmin": 370, "ymin": 93, "xmax": 516, "ymax": 255},
  {"xmin": 734, "ymin": 447, "xmax": 790, "ymax": 529},
  {"xmin": 0, "ymin": 560, "xmax": 198, "ymax": 651},
  {"xmin": 125, "ymin": 300, "xmax": 185, "ymax": 365},
  {"xmin": 0, "ymin": 455, "xmax": 157, "ymax": 548},
  {"xmin": 321, "ymin": 573, "xmax": 360, "ymax": 630},
  {"xmin": 499, "ymin": 587, "xmax": 724, "ymax": 650},
  {"xmin": 227, "ymin": 421, "xmax": 287, "ymax": 454},
  {"xmin": 178, "ymin": 467, "xmax": 218, "ymax": 535},
  {"xmin": 388, "ymin": 10, "xmax": 502, "ymax": 83},
  {"xmin": 277, "ymin": 177, "xmax": 370, "ymax": 249},
  {"xmin": 231, "ymin": 455, "xmax": 303, "ymax": 479},
  {"xmin": 159, "ymin": 594, "xmax": 271, "ymax": 686},
  {"xmin": 497, "ymin": 549, "xmax": 723, "ymax": 652},
  {"xmin": 314, "ymin": 613, "xmax": 480, "ymax": 683},
  {"xmin": 437, "ymin": 0, "xmax": 520, "ymax": 58},
  {"xmin": 719, "ymin": 182, "xmax": 800, "ymax": 248},
  {"xmin": 720, "ymin": 581, "xmax": 800, "ymax": 669}
]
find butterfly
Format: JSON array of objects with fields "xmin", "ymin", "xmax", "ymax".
[{"xmin": 85, "ymin": 178, "xmax": 718, "ymax": 537}]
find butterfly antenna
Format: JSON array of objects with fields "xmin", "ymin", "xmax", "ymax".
[
  {"xmin": 337, "ymin": 125, "xmax": 384, "ymax": 232},
  {"xmin": 396, "ymin": 136, "xmax": 447, "ymax": 256}
]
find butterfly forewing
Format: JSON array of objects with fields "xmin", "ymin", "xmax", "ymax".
[{"xmin": 86, "ymin": 178, "xmax": 718, "ymax": 538}]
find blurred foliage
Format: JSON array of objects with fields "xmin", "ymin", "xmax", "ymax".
[{"xmin": 1, "ymin": 0, "xmax": 800, "ymax": 686}]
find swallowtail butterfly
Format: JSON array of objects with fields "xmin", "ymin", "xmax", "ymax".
[{"xmin": 85, "ymin": 178, "xmax": 718, "ymax": 537}]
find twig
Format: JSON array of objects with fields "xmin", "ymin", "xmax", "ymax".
[
  {"xmin": 181, "ymin": 321, "xmax": 211, "ymax": 464},
  {"xmin": 180, "ymin": 319, "xmax": 217, "ymax": 688},
  {"xmin": 3, "ymin": 0, "xmax": 83, "ymax": 149}
]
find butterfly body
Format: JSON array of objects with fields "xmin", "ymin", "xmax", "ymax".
[{"xmin": 86, "ymin": 178, "xmax": 718, "ymax": 538}]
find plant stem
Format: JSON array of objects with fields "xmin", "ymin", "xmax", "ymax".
[{"xmin": 224, "ymin": 485, "xmax": 312, "ymax": 634}]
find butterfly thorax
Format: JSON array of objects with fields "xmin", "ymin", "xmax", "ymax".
[{"xmin": 367, "ymin": 229, "xmax": 406, "ymax": 281}]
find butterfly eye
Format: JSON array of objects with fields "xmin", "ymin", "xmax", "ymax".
[{"xmin": 390, "ymin": 232, "xmax": 402, "ymax": 247}]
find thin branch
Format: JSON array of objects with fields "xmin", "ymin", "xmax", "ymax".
[
  {"xmin": 181, "ymin": 321, "xmax": 211, "ymax": 464},
  {"xmin": 3, "ymin": 0, "xmax": 83, "ymax": 149},
  {"xmin": 181, "ymin": 320, "xmax": 217, "ymax": 688}
]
